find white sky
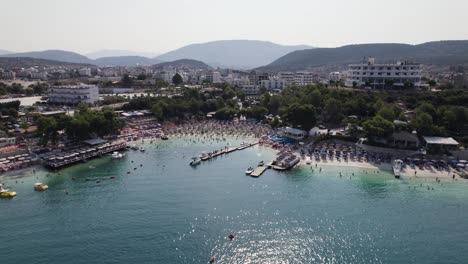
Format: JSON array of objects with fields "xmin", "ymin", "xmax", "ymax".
[{"xmin": 1, "ymin": 0, "xmax": 467, "ymax": 53}]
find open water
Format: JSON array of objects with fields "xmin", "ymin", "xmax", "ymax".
[{"xmin": 1, "ymin": 137, "xmax": 468, "ymax": 263}]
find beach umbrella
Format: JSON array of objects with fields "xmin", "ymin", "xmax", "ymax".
[
  {"xmin": 457, "ymin": 163, "xmax": 466, "ymax": 168},
  {"xmin": 459, "ymin": 160, "xmax": 467, "ymax": 164}
]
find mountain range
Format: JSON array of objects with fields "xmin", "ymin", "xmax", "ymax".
[
  {"xmin": 155, "ymin": 40, "xmax": 313, "ymax": 69},
  {"xmin": 256, "ymin": 40, "xmax": 468, "ymax": 72},
  {"xmin": 153, "ymin": 59, "xmax": 211, "ymax": 70},
  {"xmin": 86, "ymin": 49, "xmax": 160, "ymax": 59}
]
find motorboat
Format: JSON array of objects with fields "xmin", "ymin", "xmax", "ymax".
[
  {"xmin": 34, "ymin": 183, "xmax": 49, "ymax": 191},
  {"xmin": 111, "ymin": 152, "xmax": 124, "ymax": 159},
  {"xmin": 0, "ymin": 184, "xmax": 16, "ymax": 198},
  {"xmin": 393, "ymin": 159, "xmax": 403, "ymax": 178},
  {"xmin": 161, "ymin": 135, "xmax": 169, "ymax": 140},
  {"xmin": 190, "ymin": 157, "xmax": 201, "ymax": 166},
  {"xmin": 305, "ymin": 156, "xmax": 311, "ymax": 165},
  {"xmin": 245, "ymin": 167, "xmax": 254, "ymax": 175},
  {"xmin": 258, "ymin": 161, "xmax": 264, "ymax": 166},
  {"xmin": 140, "ymin": 147, "xmax": 145, "ymax": 152}
]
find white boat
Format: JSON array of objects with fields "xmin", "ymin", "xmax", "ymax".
[
  {"xmin": 111, "ymin": 152, "xmax": 124, "ymax": 159},
  {"xmin": 140, "ymin": 147, "xmax": 145, "ymax": 152},
  {"xmin": 258, "ymin": 161, "xmax": 264, "ymax": 166},
  {"xmin": 245, "ymin": 167, "xmax": 254, "ymax": 175},
  {"xmin": 190, "ymin": 157, "xmax": 201, "ymax": 166},
  {"xmin": 393, "ymin": 159, "xmax": 403, "ymax": 178},
  {"xmin": 305, "ymin": 156, "xmax": 311, "ymax": 165},
  {"xmin": 130, "ymin": 145, "xmax": 139, "ymax": 150}
]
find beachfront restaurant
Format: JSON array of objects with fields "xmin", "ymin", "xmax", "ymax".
[
  {"xmin": 279, "ymin": 127, "xmax": 307, "ymax": 140},
  {"xmin": 391, "ymin": 131, "xmax": 420, "ymax": 149},
  {"xmin": 423, "ymin": 136, "xmax": 459, "ymax": 153}
]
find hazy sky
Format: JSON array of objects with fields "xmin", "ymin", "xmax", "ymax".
[{"xmin": 2, "ymin": 0, "xmax": 468, "ymax": 54}]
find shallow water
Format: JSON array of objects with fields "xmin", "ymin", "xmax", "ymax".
[{"xmin": 1, "ymin": 137, "xmax": 468, "ymax": 264}]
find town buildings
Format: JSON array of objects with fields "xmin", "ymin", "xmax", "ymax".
[
  {"xmin": 346, "ymin": 57, "xmax": 422, "ymax": 87},
  {"xmin": 48, "ymin": 84, "xmax": 99, "ymax": 105}
]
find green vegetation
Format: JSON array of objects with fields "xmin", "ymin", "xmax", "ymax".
[
  {"xmin": 34, "ymin": 105, "xmax": 124, "ymax": 146},
  {"xmin": 172, "ymin": 73, "xmax": 183, "ymax": 86},
  {"xmin": 0, "ymin": 82, "xmax": 47, "ymax": 95}
]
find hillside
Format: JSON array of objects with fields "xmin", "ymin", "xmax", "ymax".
[
  {"xmin": 0, "ymin": 50, "xmax": 12, "ymax": 56},
  {"xmin": 94, "ymin": 56, "xmax": 162, "ymax": 67},
  {"xmin": 1, "ymin": 50, "xmax": 93, "ymax": 64},
  {"xmin": 256, "ymin": 40, "xmax": 468, "ymax": 72},
  {"xmin": 153, "ymin": 59, "xmax": 211, "ymax": 70},
  {"xmin": 0, "ymin": 57, "xmax": 95, "ymax": 69},
  {"xmin": 86, "ymin": 49, "xmax": 159, "ymax": 59},
  {"xmin": 156, "ymin": 40, "xmax": 313, "ymax": 69}
]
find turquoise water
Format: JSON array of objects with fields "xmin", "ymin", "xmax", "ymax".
[{"xmin": 1, "ymin": 137, "xmax": 468, "ymax": 264}]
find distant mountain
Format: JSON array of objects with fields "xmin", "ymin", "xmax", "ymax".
[
  {"xmin": 0, "ymin": 50, "xmax": 164, "ymax": 67},
  {"xmin": 1, "ymin": 49, "xmax": 92, "ymax": 64},
  {"xmin": 156, "ymin": 40, "xmax": 314, "ymax": 69},
  {"xmin": 86, "ymin": 49, "xmax": 160, "ymax": 59},
  {"xmin": 153, "ymin": 59, "xmax": 211, "ymax": 70},
  {"xmin": 0, "ymin": 50, "xmax": 12, "ymax": 56},
  {"xmin": 0, "ymin": 57, "xmax": 94, "ymax": 69},
  {"xmin": 94, "ymin": 56, "xmax": 163, "ymax": 67},
  {"xmin": 256, "ymin": 40, "xmax": 468, "ymax": 72}
]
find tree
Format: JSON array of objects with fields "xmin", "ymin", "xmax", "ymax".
[
  {"xmin": 376, "ymin": 105, "xmax": 396, "ymax": 121},
  {"xmin": 137, "ymin": 74, "xmax": 147, "ymax": 80},
  {"xmin": 362, "ymin": 115, "xmax": 394, "ymax": 138},
  {"xmin": 281, "ymin": 103, "xmax": 316, "ymax": 130},
  {"xmin": 35, "ymin": 116, "xmax": 58, "ymax": 146},
  {"xmin": 172, "ymin": 73, "xmax": 183, "ymax": 85},
  {"xmin": 121, "ymin": 74, "xmax": 133, "ymax": 87},
  {"xmin": 413, "ymin": 111, "xmax": 434, "ymax": 135}
]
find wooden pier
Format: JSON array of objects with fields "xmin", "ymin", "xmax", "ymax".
[
  {"xmin": 198, "ymin": 142, "xmax": 258, "ymax": 162},
  {"xmin": 250, "ymin": 160, "xmax": 274, "ymax": 177},
  {"xmin": 250, "ymin": 166, "xmax": 268, "ymax": 177}
]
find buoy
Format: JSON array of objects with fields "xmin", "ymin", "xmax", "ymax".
[
  {"xmin": 209, "ymin": 256, "xmax": 215, "ymax": 263},
  {"xmin": 228, "ymin": 234, "xmax": 235, "ymax": 240}
]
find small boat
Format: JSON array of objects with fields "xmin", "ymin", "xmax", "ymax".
[
  {"xmin": 34, "ymin": 183, "xmax": 49, "ymax": 191},
  {"xmin": 245, "ymin": 167, "xmax": 254, "ymax": 175},
  {"xmin": 305, "ymin": 156, "xmax": 311, "ymax": 165},
  {"xmin": 393, "ymin": 159, "xmax": 403, "ymax": 178},
  {"xmin": 111, "ymin": 152, "xmax": 124, "ymax": 159},
  {"xmin": 161, "ymin": 135, "xmax": 169, "ymax": 140},
  {"xmin": 0, "ymin": 184, "xmax": 16, "ymax": 198},
  {"xmin": 258, "ymin": 161, "xmax": 264, "ymax": 166},
  {"xmin": 140, "ymin": 147, "xmax": 145, "ymax": 152},
  {"xmin": 190, "ymin": 157, "xmax": 201, "ymax": 166}
]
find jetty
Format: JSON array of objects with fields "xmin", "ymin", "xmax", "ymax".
[
  {"xmin": 250, "ymin": 160, "xmax": 275, "ymax": 177},
  {"xmin": 45, "ymin": 141, "xmax": 127, "ymax": 169},
  {"xmin": 198, "ymin": 142, "xmax": 258, "ymax": 162}
]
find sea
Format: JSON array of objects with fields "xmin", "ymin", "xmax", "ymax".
[{"xmin": 1, "ymin": 137, "xmax": 468, "ymax": 264}]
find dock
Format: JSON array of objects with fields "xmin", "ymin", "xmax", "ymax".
[
  {"xmin": 250, "ymin": 166, "xmax": 268, "ymax": 177},
  {"xmin": 198, "ymin": 142, "xmax": 258, "ymax": 162},
  {"xmin": 45, "ymin": 141, "xmax": 127, "ymax": 169}
]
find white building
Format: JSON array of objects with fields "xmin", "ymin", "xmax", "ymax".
[
  {"xmin": 230, "ymin": 76, "xmax": 250, "ymax": 87},
  {"xmin": 329, "ymin": 72, "xmax": 341, "ymax": 82},
  {"xmin": 0, "ymin": 71, "xmax": 16, "ymax": 80},
  {"xmin": 260, "ymin": 78, "xmax": 287, "ymax": 90},
  {"xmin": 30, "ymin": 72, "xmax": 47, "ymax": 80},
  {"xmin": 206, "ymin": 71, "xmax": 222, "ymax": 83},
  {"xmin": 294, "ymin": 71, "xmax": 315, "ymax": 85},
  {"xmin": 78, "ymin": 68, "xmax": 92, "ymax": 77},
  {"xmin": 153, "ymin": 71, "xmax": 175, "ymax": 83},
  {"xmin": 48, "ymin": 84, "xmax": 99, "ymax": 105},
  {"xmin": 278, "ymin": 72, "xmax": 295, "ymax": 85},
  {"xmin": 346, "ymin": 57, "xmax": 422, "ymax": 87},
  {"xmin": 279, "ymin": 127, "xmax": 307, "ymax": 140},
  {"xmin": 0, "ymin": 137, "xmax": 15, "ymax": 148},
  {"xmin": 241, "ymin": 85, "xmax": 260, "ymax": 96}
]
